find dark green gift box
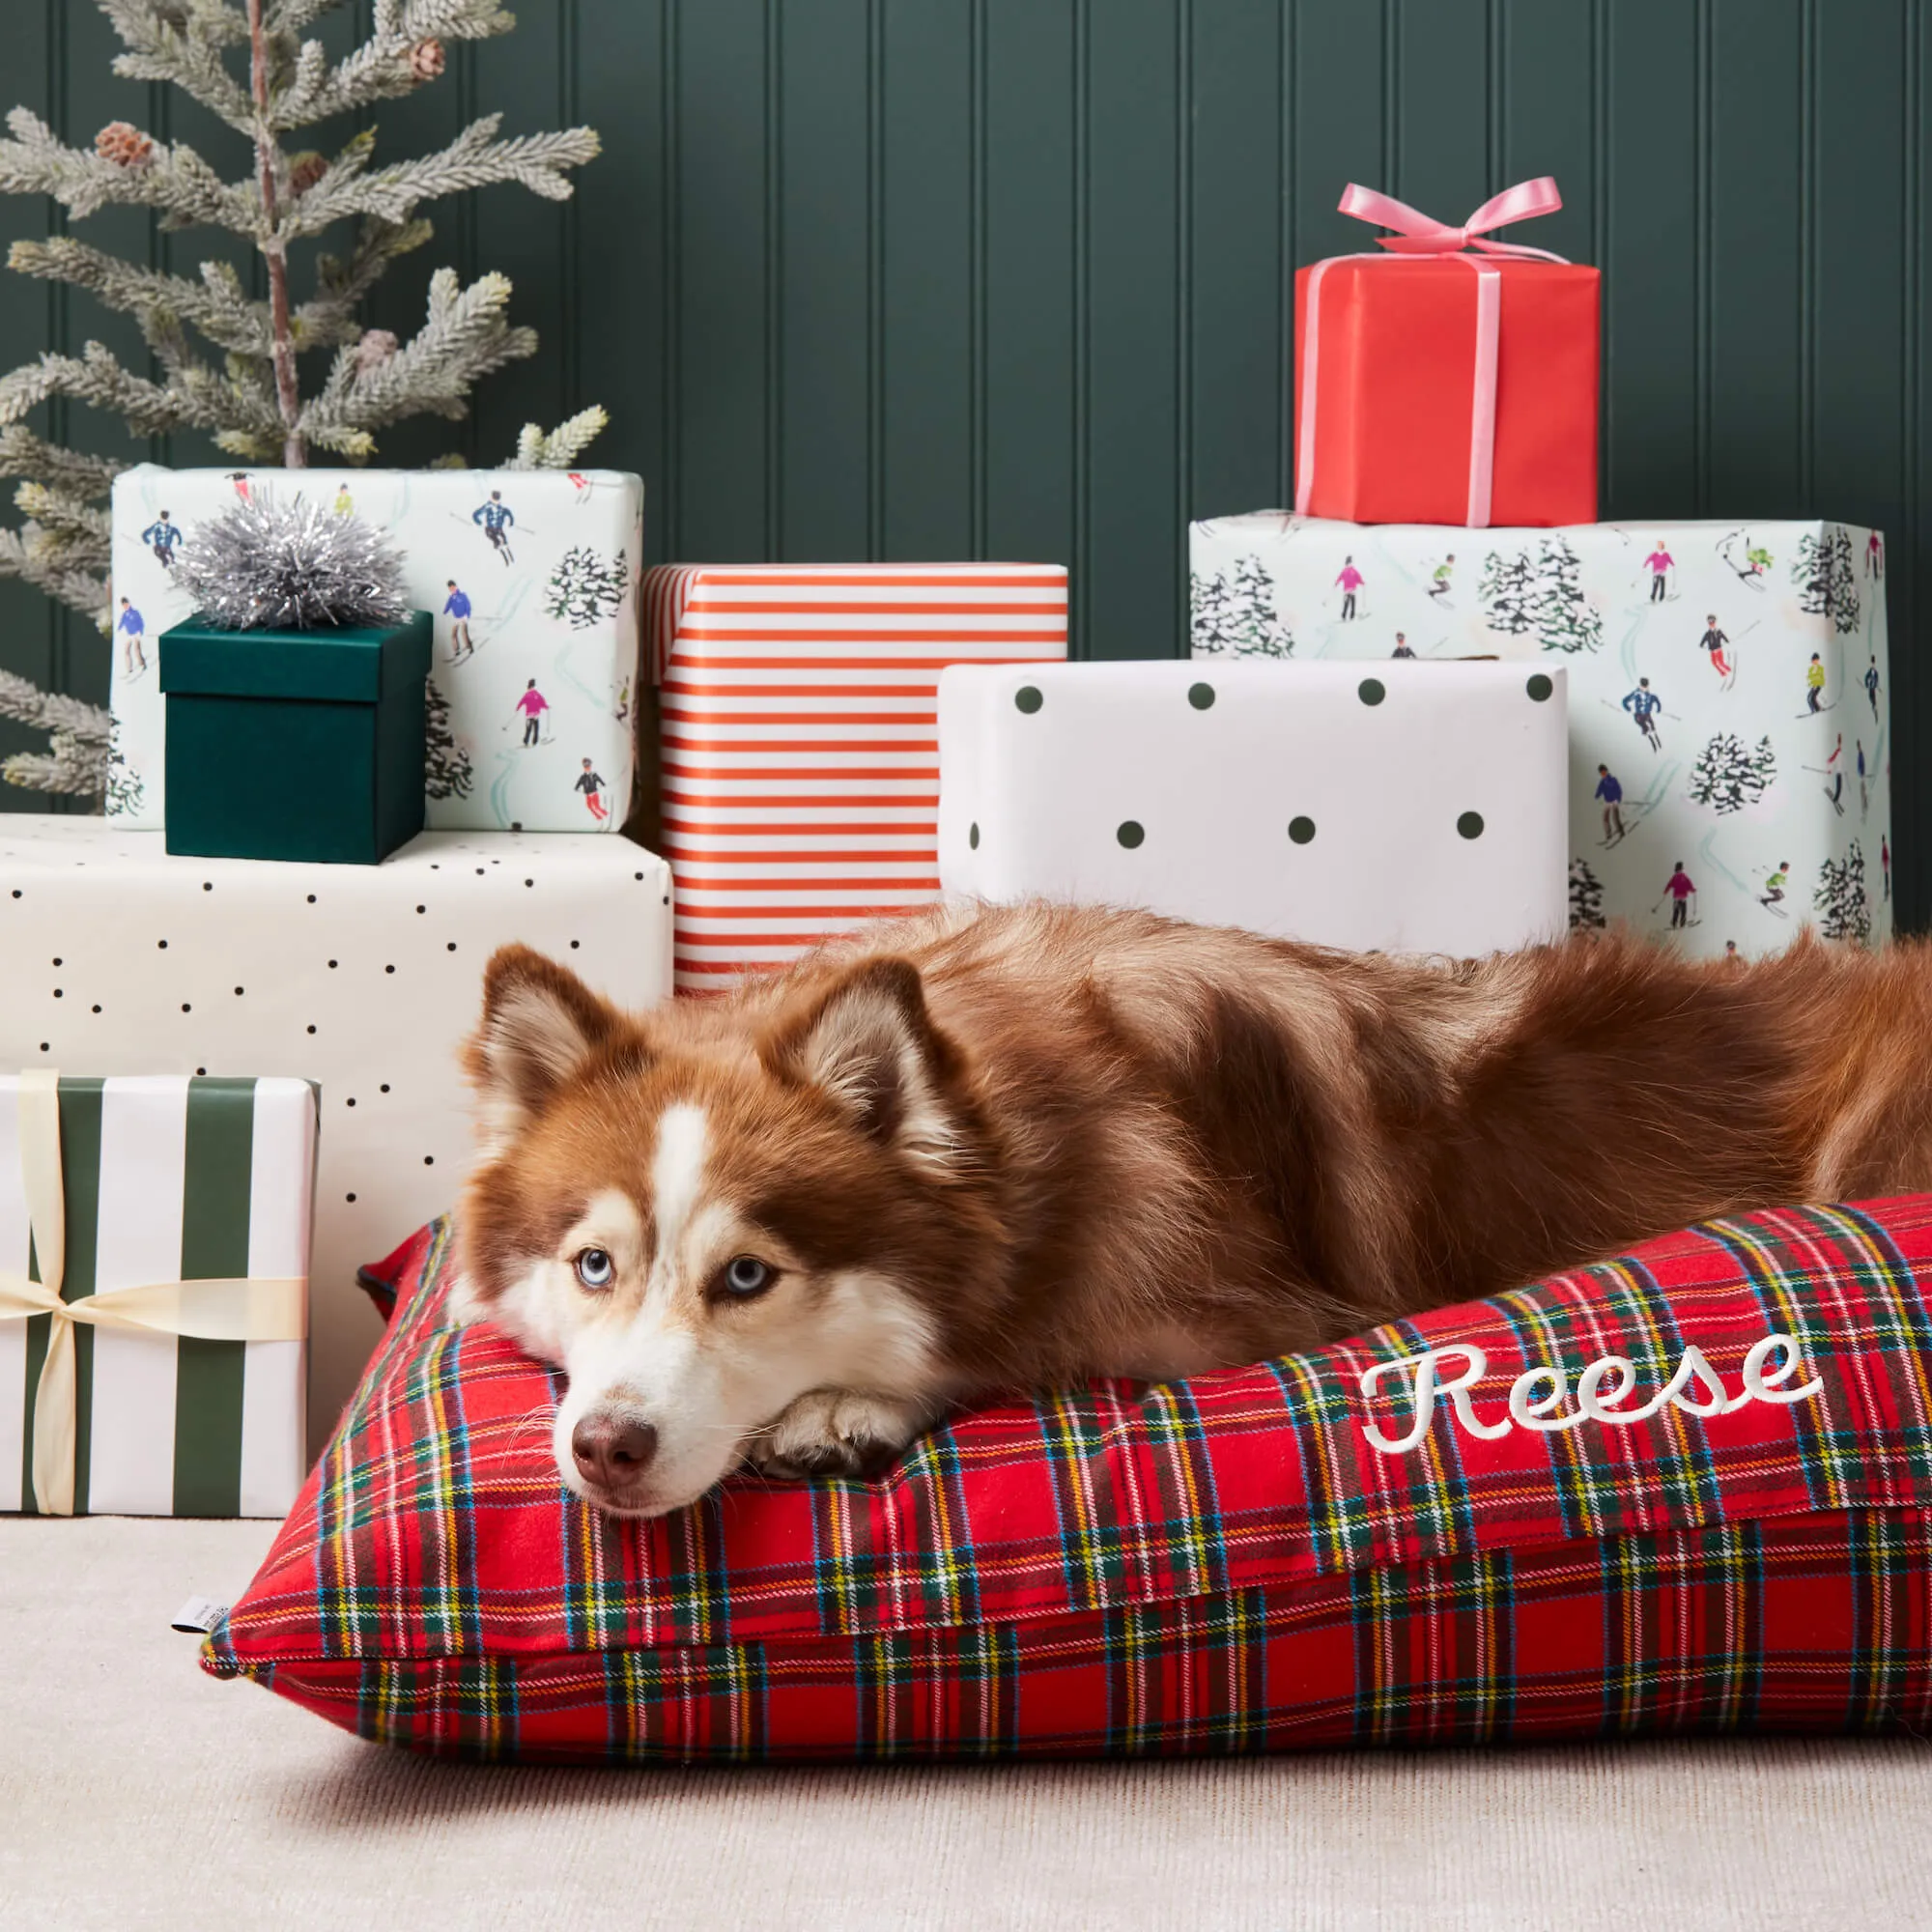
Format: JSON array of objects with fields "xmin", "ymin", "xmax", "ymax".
[{"xmin": 158, "ymin": 611, "xmax": 432, "ymax": 864}]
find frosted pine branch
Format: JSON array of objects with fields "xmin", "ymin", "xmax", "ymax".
[
  {"xmin": 266, "ymin": 0, "xmax": 349, "ymax": 37},
  {"xmin": 298, "ymin": 268, "xmax": 536, "ymax": 454},
  {"xmin": 0, "ymin": 665, "xmax": 112, "ymax": 745},
  {"xmin": 3, "ymin": 745, "xmax": 107, "ymax": 796},
  {"xmin": 286, "ymin": 117, "xmax": 598, "ymax": 236},
  {"xmin": 300, "ymin": 216, "xmax": 431, "ymax": 345},
  {"xmin": 101, "ymin": 1, "xmax": 257, "ymax": 134},
  {"xmin": 0, "ymin": 342, "xmax": 284, "ymax": 448},
  {"xmin": 0, "ymin": 427, "xmax": 124, "ymax": 495},
  {"xmin": 9, "ymin": 239, "xmax": 273, "ymax": 356},
  {"xmin": 0, "ymin": 109, "xmax": 257, "ymax": 234},
  {"xmin": 14, "ymin": 483, "xmax": 111, "ymax": 550},
  {"xmin": 507, "ymin": 407, "xmax": 609, "ymax": 470},
  {"xmin": 0, "ymin": 524, "xmax": 110, "ymax": 629}
]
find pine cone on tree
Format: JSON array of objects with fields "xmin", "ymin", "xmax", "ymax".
[
  {"xmin": 408, "ymin": 39, "xmax": 446, "ymax": 81},
  {"xmin": 93, "ymin": 122, "xmax": 155, "ymax": 170},
  {"xmin": 355, "ymin": 328, "xmax": 400, "ymax": 377},
  {"xmin": 288, "ymin": 153, "xmax": 327, "ymax": 196}
]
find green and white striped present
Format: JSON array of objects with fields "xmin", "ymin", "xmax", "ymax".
[{"xmin": 0, "ymin": 1074, "xmax": 316, "ymax": 1518}]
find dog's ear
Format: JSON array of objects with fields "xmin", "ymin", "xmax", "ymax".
[
  {"xmin": 465, "ymin": 945, "xmax": 627, "ymax": 1151},
  {"xmin": 765, "ymin": 956, "xmax": 962, "ymax": 1168}
]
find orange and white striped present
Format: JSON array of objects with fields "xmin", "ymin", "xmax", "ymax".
[{"xmin": 645, "ymin": 563, "xmax": 1068, "ymax": 993}]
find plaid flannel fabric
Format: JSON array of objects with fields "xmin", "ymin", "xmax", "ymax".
[{"xmin": 207, "ymin": 1200, "xmax": 1932, "ymax": 1762}]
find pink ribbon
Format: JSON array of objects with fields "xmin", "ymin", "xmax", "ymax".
[{"xmin": 1295, "ymin": 178, "xmax": 1570, "ymax": 527}]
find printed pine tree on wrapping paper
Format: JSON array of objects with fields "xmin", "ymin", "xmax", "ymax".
[
  {"xmin": 1816, "ymin": 842, "xmax": 1873, "ymax": 944},
  {"xmin": 1793, "ymin": 528, "xmax": 1862, "ymax": 636},
  {"xmin": 1482, "ymin": 539, "xmax": 1602, "ymax": 651},
  {"xmin": 544, "ymin": 546, "xmax": 628, "ymax": 631},
  {"xmin": 1569, "ymin": 857, "xmax": 1606, "ymax": 930},
  {"xmin": 424, "ymin": 677, "xmax": 473, "ymax": 801},
  {"xmin": 1190, "ymin": 555, "xmax": 1293, "ymax": 657},
  {"xmin": 1688, "ymin": 732, "xmax": 1777, "ymax": 815}
]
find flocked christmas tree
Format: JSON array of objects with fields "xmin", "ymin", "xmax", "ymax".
[
  {"xmin": 1792, "ymin": 526, "xmax": 1861, "ymax": 636},
  {"xmin": 0, "ymin": 0, "xmax": 608, "ymax": 798},
  {"xmin": 1815, "ymin": 840, "xmax": 1872, "ymax": 944},
  {"xmin": 1477, "ymin": 548, "xmax": 1538, "ymax": 638},
  {"xmin": 1190, "ymin": 554, "xmax": 1294, "ymax": 658},
  {"xmin": 544, "ymin": 544, "xmax": 628, "ymax": 631},
  {"xmin": 1687, "ymin": 731, "xmax": 1776, "ymax": 814},
  {"xmin": 1568, "ymin": 856, "xmax": 1606, "ymax": 931}
]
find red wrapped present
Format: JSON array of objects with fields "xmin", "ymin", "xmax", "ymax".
[{"xmin": 1293, "ymin": 178, "xmax": 1600, "ymax": 528}]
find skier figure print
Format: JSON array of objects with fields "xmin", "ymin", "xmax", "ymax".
[
  {"xmin": 223, "ymin": 471, "xmax": 251, "ymax": 501},
  {"xmin": 1718, "ymin": 530, "xmax": 1773, "ymax": 587},
  {"xmin": 1867, "ymin": 530, "xmax": 1885, "ymax": 579},
  {"xmin": 512, "ymin": 677, "xmax": 550, "ymax": 747},
  {"xmin": 1760, "ymin": 860, "xmax": 1791, "ymax": 916},
  {"xmin": 116, "ymin": 597, "xmax": 147, "ymax": 676},
  {"xmin": 575, "ymin": 757, "xmax": 609, "ymax": 823},
  {"xmin": 443, "ymin": 580, "xmax": 474, "ymax": 662},
  {"xmin": 332, "ymin": 481, "xmax": 355, "ymax": 516},
  {"xmin": 474, "ymin": 490, "xmax": 516, "ymax": 566},
  {"xmin": 1595, "ymin": 764, "xmax": 1627, "ymax": 844},
  {"xmin": 1698, "ymin": 612, "xmax": 1734, "ymax": 684},
  {"xmin": 1883, "ymin": 836, "xmax": 1892, "ymax": 901},
  {"xmin": 1427, "ymin": 554, "xmax": 1455, "ymax": 601},
  {"xmin": 1858, "ymin": 739, "xmax": 1869, "ymax": 819},
  {"xmin": 1390, "ymin": 632, "xmax": 1416, "ymax": 659},
  {"xmin": 1723, "ymin": 940, "xmax": 1741, "ymax": 963},
  {"xmin": 142, "ymin": 509, "xmax": 182, "ymax": 570},
  {"xmin": 1805, "ymin": 653, "xmax": 1827, "ymax": 714},
  {"xmin": 1657, "ymin": 861, "xmax": 1697, "ymax": 930},
  {"xmin": 1335, "ymin": 555, "xmax": 1364, "ymax": 620},
  {"xmin": 1643, "ymin": 538, "xmax": 1674, "ymax": 602},
  {"xmin": 1864, "ymin": 655, "xmax": 1881, "ymax": 720},
  {"xmin": 1623, "ymin": 676, "xmax": 1663, "ymax": 750}
]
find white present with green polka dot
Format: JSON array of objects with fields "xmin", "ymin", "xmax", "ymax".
[
  {"xmin": 1189, "ymin": 514, "xmax": 1892, "ymax": 958},
  {"xmin": 938, "ymin": 661, "xmax": 1567, "ymax": 957},
  {"xmin": 0, "ymin": 822, "xmax": 672, "ymax": 1451}
]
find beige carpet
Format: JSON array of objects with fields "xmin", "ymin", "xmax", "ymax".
[{"xmin": 3, "ymin": 1518, "xmax": 1929, "ymax": 1931}]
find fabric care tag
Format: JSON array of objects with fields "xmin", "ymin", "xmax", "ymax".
[{"xmin": 170, "ymin": 1596, "xmax": 229, "ymax": 1634}]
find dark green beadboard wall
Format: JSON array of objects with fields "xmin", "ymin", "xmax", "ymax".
[{"xmin": 3, "ymin": 1, "xmax": 1928, "ymax": 922}]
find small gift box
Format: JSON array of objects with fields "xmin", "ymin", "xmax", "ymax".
[
  {"xmin": 159, "ymin": 611, "xmax": 433, "ymax": 864},
  {"xmin": 1293, "ymin": 179, "xmax": 1600, "ymax": 528},
  {"xmin": 0, "ymin": 1071, "xmax": 316, "ymax": 1518}
]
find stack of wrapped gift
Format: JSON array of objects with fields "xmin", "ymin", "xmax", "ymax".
[
  {"xmin": 109, "ymin": 466, "xmax": 645, "ymax": 836},
  {"xmin": 1189, "ymin": 177, "xmax": 1889, "ymax": 960},
  {"xmin": 0, "ymin": 823, "xmax": 672, "ymax": 1463},
  {"xmin": 644, "ymin": 562, "xmax": 1067, "ymax": 992}
]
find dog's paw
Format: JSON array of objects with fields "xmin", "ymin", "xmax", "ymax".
[{"xmin": 742, "ymin": 1390, "xmax": 934, "ymax": 1482}]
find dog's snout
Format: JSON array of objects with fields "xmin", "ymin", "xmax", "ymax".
[{"xmin": 571, "ymin": 1412, "xmax": 660, "ymax": 1488}]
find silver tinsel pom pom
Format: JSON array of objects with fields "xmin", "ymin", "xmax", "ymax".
[{"xmin": 174, "ymin": 493, "xmax": 411, "ymax": 632}]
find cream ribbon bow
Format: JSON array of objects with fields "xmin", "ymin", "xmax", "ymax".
[{"xmin": 0, "ymin": 1070, "xmax": 305, "ymax": 1516}]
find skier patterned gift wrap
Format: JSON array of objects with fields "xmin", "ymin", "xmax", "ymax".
[
  {"xmin": 939, "ymin": 660, "xmax": 1567, "ymax": 957},
  {"xmin": 0, "ymin": 1073, "xmax": 316, "ymax": 1518},
  {"xmin": 646, "ymin": 563, "xmax": 1067, "ymax": 994},
  {"xmin": 1190, "ymin": 514, "xmax": 1892, "ymax": 959},
  {"xmin": 0, "ymin": 818, "xmax": 672, "ymax": 1451},
  {"xmin": 108, "ymin": 467, "xmax": 643, "ymax": 834}
]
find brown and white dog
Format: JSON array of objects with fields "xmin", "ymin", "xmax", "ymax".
[{"xmin": 453, "ymin": 901, "xmax": 1932, "ymax": 1517}]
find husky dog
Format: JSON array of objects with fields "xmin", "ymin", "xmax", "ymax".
[{"xmin": 454, "ymin": 902, "xmax": 1932, "ymax": 1517}]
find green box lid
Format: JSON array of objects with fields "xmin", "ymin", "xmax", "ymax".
[{"xmin": 158, "ymin": 611, "xmax": 431, "ymax": 703}]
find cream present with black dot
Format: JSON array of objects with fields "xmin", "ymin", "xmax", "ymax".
[
  {"xmin": 938, "ymin": 660, "xmax": 1567, "ymax": 957},
  {"xmin": 0, "ymin": 819, "xmax": 671, "ymax": 1445}
]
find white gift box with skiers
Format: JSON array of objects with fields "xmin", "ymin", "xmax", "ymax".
[
  {"xmin": 106, "ymin": 466, "xmax": 644, "ymax": 836},
  {"xmin": 1189, "ymin": 514, "xmax": 1891, "ymax": 960}
]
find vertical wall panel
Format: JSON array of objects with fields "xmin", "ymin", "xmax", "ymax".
[
  {"xmin": 879, "ymin": 2, "xmax": 974, "ymax": 558},
  {"xmin": 982, "ymin": 0, "xmax": 1077, "ymax": 578},
  {"xmin": 775, "ymin": 0, "xmax": 871, "ymax": 559},
  {"xmin": 3, "ymin": 0, "xmax": 1929, "ymax": 929}
]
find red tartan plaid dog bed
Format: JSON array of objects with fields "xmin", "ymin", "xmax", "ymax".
[{"xmin": 204, "ymin": 1198, "xmax": 1932, "ymax": 1762}]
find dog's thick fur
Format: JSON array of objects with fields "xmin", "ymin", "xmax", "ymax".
[{"xmin": 455, "ymin": 902, "xmax": 1932, "ymax": 1516}]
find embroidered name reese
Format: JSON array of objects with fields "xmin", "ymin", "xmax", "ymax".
[{"xmin": 1358, "ymin": 1335, "xmax": 1823, "ymax": 1455}]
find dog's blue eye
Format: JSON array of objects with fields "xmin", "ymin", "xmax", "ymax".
[
  {"xmin": 722, "ymin": 1256, "xmax": 772, "ymax": 1297},
  {"xmin": 574, "ymin": 1248, "xmax": 614, "ymax": 1291}
]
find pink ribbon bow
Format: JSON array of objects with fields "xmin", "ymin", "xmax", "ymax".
[
  {"xmin": 1337, "ymin": 177, "xmax": 1570, "ymax": 262},
  {"xmin": 1296, "ymin": 178, "xmax": 1570, "ymax": 526}
]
